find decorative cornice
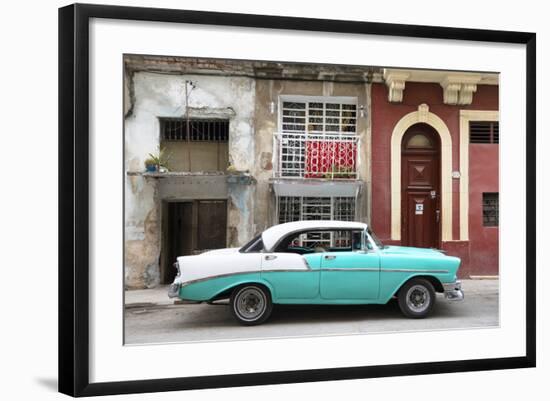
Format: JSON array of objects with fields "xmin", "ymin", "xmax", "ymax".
[
  {"xmin": 458, "ymin": 83, "xmax": 478, "ymax": 105},
  {"xmin": 440, "ymin": 75, "xmax": 482, "ymax": 105},
  {"xmin": 383, "ymin": 70, "xmax": 410, "ymax": 103},
  {"xmin": 383, "ymin": 68, "xmax": 491, "ymax": 105}
]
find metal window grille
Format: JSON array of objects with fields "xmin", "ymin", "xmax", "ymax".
[
  {"xmin": 278, "ymin": 100, "xmax": 358, "ymax": 178},
  {"xmin": 333, "ymin": 197, "xmax": 356, "ymax": 221},
  {"xmin": 482, "ymin": 192, "xmax": 499, "ymax": 226},
  {"xmin": 160, "ymin": 118, "xmax": 229, "ymax": 142},
  {"xmin": 282, "ymin": 101, "xmax": 357, "ymax": 134},
  {"xmin": 277, "ymin": 196, "xmax": 356, "ymax": 247},
  {"xmin": 469, "ymin": 121, "xmax": 499, "ymax": 144},
  {"xmin": 333, "ymin": 197, "xmax": 356, "ymax": 245},
  {"xmin": 278, "ymin": 196, "xmax": 301, "ymax": 224},
  {"xmin": 301, "ymin": 197, "xmax": 332, "ymax": 221}
]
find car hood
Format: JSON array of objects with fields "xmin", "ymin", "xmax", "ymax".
[{"xmin": 380, "ymin": 245, "xmax": 446, "ymax": 257}]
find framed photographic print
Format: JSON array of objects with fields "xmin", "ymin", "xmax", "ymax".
[{"xmin": 58, "ymin": 3, "xmax": 536, "ymax": 397}]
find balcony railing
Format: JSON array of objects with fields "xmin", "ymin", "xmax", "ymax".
[{"xmin": 273, "ymin": 132, "xmax": 359, "ymax": 179}]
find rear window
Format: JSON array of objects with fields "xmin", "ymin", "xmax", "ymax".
[{"xmin": 239, "ymin": 234, "xmax": 264, "ymax": 253}]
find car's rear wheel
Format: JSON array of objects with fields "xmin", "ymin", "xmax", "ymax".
[
  {"xmin": 398, "ymin": 278, "xmax": 436, "ymax": 318},
  {"xmin": 230, "ymin": 285, "xmax": 273, "ymax": 325}
]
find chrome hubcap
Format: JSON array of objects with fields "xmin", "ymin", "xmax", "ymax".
[
  {"xmin": 406, "ymin": 285, "xmax": 431, "ymax": 313},
  {"xmin": 235, "ymin": 287, "xmax": 265, "ymax": 321}
]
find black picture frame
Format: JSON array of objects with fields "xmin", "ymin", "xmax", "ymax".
[{"xmin": 58, "ymin": 3, "xmax": 536, "ymax": 397}]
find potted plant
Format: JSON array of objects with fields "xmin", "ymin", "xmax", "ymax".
[
  {"xmin": 144, "ymin": 146, "xmax": 171, "ymax": 172},
  {"xmin": 144, "ymin": 157, "xmax": 157, "ymax": 172}
]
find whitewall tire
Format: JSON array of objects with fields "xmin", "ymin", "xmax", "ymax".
[
  {"xmin": 397, "ymin": 278, "xmax": 436, "ymax": 318},
  {"xmin": 230, "ymin": 285, "xmax": 273, "ymax": 325}
]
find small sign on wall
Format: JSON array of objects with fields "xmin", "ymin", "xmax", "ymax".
[{"xmin": 415, "ymin": 203, "xmax": 424, "ymax": 215}]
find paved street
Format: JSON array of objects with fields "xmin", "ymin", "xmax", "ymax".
[{"xmin": 124, "ymin": 279, "xmax": 499, "ymax": 345}]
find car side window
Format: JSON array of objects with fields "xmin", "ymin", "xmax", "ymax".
[
  {"xmin": 276, "ymin": 232, "xmax": 321, "ymax": 254},
  {"xmin": 352, "ymin": 230, "xmax": 363, "ymax": 251},
  {"xmin": 276, "ymin": 229, "xmax": 361, "ymax": 254},
  {"xmin": 364, "ymin": 230, "xmax": 377, "ymax": 250}
]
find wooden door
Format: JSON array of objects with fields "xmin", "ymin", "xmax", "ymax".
[
  {"xmin": 161, "ymin": 200, "xmax": 227, "ymax": 283},
  {"xmin": 164, "ymin": 202, "xmax": 193, "ymax": 283},
  {"xmin": 197, "ymin": 200, "xmax": 227, "ymax": 251},
  {"xmin": 401, "ymin": 124, "xmax": 440, "ymax": 248}
]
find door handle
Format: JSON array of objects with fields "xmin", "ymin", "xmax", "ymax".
[
  {"xmin": 436, "ymin": 210, "xmax": 440, "ymax": 223},
  {"xmin": 324, "ymin": 255, "xmax": 336, "ymax": 260},
  {"xmin": 264, "ymin": 255, "xmax": 277, "ymax": 261}
]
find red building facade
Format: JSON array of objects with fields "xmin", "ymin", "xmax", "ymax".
[{"xmin": 371, "ymin": 70, "xmax": 499, "ymax": 277}]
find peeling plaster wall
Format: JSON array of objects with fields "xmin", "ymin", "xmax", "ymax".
[
  {"xmin": 125, "ymin": 72, "xmax": 256, "ymax": 288},
  {"xmin": 228, "ymin": 183, "xmax": 255, "ymax": 245},
  {"xmin": 125, "ymin": 176, "xmax": 160, "ymax": 288}
]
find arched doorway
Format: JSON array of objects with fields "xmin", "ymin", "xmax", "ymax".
[{"xmin": 401, "ymin": 123, "xmax": 441, "ymax": 248}]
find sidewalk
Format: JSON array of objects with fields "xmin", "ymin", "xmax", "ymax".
[
  {"xmin": 125, "ymin": 285, "xmax": 172, "ymax": 306},
  {"xmin": 124, "ymin": 279, "xmax": 499, "ymax": 307}
]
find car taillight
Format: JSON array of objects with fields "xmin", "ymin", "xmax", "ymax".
[{"xmin": 173, "ymin": 261, "xmax": 181, "ymax": 276}]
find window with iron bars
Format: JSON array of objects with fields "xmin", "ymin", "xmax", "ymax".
[
  {"xmin": 279, "ymin": 99, "xmax": 358, "ymax": 178},
  {"xmin": 160, "ymin": 118, "xmax": 229, "ymax": 142},
  {"xmin": 482, "ymin": 193, "xmax": 499, "ymax": 227},
  {"xmin": 281, "ymin": 101, "xmax": 357, "ymax": 134},
  {"xmin": 277, "ymin": 196, "xmax": 356, "ymax": 247}
]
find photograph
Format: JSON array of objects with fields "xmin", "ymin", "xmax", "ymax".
[{"xmin": 123, "ymin": 54, "xmax": 500, "ymax": 344}]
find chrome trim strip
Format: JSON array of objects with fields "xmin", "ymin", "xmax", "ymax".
[
  {"xmin": 179, "ymin": 267, "xmax": 449, "ymax": 288},
  {"xmin": 380, "ymin": 268, "xmax": 449, "ymax": 274},
  {"xmin": 322, "ymin": 268, "xmax": 379, "ymax": 272},
  {"xmin": 262, "ymin": 253, "xmax": 313, "ymax": 270},
  {"xmin": 262, "ymin": 269, "xmax": 315, "ymax": 274},
  {"xmin": 179, "ymin": 268, "xmax": 314, "ymax": 288},
  {"xmin": 180, "ymin": 271, "xmax": 260, "ymax": 288}
]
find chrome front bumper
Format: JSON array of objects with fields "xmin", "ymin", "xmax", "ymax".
[
  {"xmin": 443, "ymin": 281, "xmax": 464, "ymax": 301},
  {"xmin": 168, "ymin": 283, "xmax": 181, "ymax": 298}
]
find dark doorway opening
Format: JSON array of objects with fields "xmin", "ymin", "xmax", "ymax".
[{"xmin": 161, "ymin": 200, "xmax": 227, "ymax": 284}]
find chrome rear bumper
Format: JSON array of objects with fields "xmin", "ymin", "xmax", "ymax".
[{"xmin": 443, "ymin": 280, "xmax": 464, "ymax": 301}]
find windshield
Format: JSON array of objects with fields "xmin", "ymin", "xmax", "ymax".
[{"xmin": 367, "ymin": 228, "xmax": 385, "ymax": 249}]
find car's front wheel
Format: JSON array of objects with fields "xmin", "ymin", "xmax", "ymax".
[
  {"xmin": 397, "ymin": 278, "xmax": 436, "ymax": 318},
  {"xmin": 230, "ymin": 285, "xmax": 273, "ymax": 325}
]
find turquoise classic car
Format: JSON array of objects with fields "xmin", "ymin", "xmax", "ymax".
[{"xmin": 168, "ymin": 220, "xmax": 464, "ymax": 325}]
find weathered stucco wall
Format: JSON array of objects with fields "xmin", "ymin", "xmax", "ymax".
[{"xmin": 125, "ymin": 72, "xmax": 256, "ymax": 288}]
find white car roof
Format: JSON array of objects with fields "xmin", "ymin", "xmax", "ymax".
[{"xmin": 261, "ymin": 220, "xmax": 368, "ymax": 252}]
